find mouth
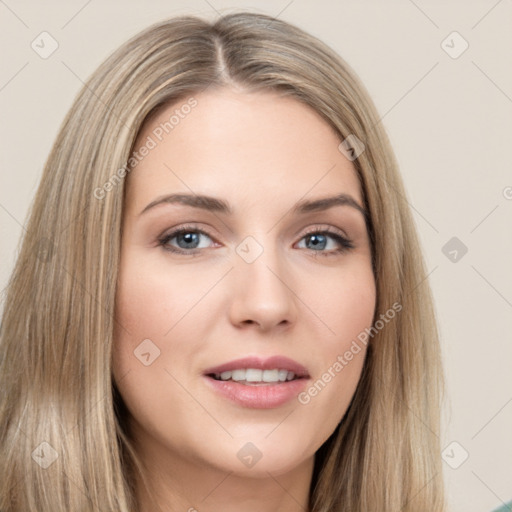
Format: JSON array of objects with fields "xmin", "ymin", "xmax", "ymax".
[
  {"xmin": 202, "ymin": 355, "xmax": 310, "ymax": 408},
  {"xmin": 207, "ymin": 368, "xmax": 304, "ymax": 386}
]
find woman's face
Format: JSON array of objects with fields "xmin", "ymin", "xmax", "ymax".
[{"xmin": 113, "ymin": 87, "xmax": 376, "ymax": 480}]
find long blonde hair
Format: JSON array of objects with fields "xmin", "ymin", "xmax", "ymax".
[{"xmin": 0, "ymin": 12, "xmax": 445, "ymax": 511}]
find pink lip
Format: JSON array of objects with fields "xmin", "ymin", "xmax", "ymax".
[{"xmin": 202, "ymin": 355, "xmax": 310, "ymax": 409}]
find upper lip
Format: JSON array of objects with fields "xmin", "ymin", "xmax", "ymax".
[{"xmin": 203, "ymin": 356, "xmax": 310, "ymax": 378}]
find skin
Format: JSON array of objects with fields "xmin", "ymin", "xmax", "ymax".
[{"xmin": 112, "ymin": 87, "xmax": 376, "ymax": 512}]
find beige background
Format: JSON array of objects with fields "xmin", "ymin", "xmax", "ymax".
[{"xmin": 0, "ymin": 1, "xmax": 511, "ymax": 510}]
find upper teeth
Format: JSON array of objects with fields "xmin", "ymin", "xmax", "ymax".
[{"xmin": 215, "ymin": 369, "xmax": 296, "ymax": 383}]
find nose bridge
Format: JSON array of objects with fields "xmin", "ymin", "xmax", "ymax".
[{"xmin": 229, "ymin": 233, "xmax": 297, "ymax": 328}]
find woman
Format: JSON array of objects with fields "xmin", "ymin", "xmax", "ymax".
[{"xmin": 0, "ymin": 12, "xmax": 445, "ymax": 511}]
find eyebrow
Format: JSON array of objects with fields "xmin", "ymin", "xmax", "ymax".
[{"xmin": 139, "ymin": 192, "xmax": 367, "ymax": 218}]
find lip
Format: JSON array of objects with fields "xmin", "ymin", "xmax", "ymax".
[{"xmin": 202, "ymin": 355, "xmax": 310, "ymax": 409}]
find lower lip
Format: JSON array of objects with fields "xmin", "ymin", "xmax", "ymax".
[{"xmin": 203, "ymin": 376, "xmax": 309, "ymax": 409}]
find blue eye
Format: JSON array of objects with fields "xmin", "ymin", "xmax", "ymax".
[
  {"xmin": 297, "ymin": 230, "xmax": 354, "ymax": 255},
  {"xmin": 158, "ymin": 225, "xmax": 354, "ymax": 256},
  {"xmin": 159, "ymin": 228, "xmax": 213, "ymax": 254}
]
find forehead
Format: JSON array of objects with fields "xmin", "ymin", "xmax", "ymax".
[{"xmin": 126, "ymin": 88, "xmax": 362, "ymax": 211}]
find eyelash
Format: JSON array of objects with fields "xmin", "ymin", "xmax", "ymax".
[{"xmin": 157, "ymin": 223, "xmax": 355, "ymax": 258}]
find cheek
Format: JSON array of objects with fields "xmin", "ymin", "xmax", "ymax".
[
  {"xmin": 112, "ymin": 255, "xmax": 186, "ymax": 384},
  {"xmin": 326, "ymin": 263, "xmax": 376, "ymax": 376},
  {"xmin": 113, "ymin": 250, "xmax": 223, "ymax": 350},
  {"xmin": 295, "ymin": 262, "xmax": 375, "ymax": 429},
  {"xmin": 111, "ymin": 257, "xmax": 204, "ymax": 440},
  {"xmin": 115, "ymin": 264, "xmax": 189, "ymax": 335},
  {"xmin": 306, "ymin": 259, "xmax": 376, "ymax": 344}
]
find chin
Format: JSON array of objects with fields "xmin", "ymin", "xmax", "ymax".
[{"xmin": 206, "ymin": 435, "xmax": 314, "ymax": 477}]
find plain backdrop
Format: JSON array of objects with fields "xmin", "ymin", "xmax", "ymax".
[{"xmin": 0, "ymin": 1, "xmax": 511, "ymax": 511}]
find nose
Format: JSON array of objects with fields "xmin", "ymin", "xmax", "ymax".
[{"xmin": 228, "ymin": 242, "xmax": 298, "ymax": 332}]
